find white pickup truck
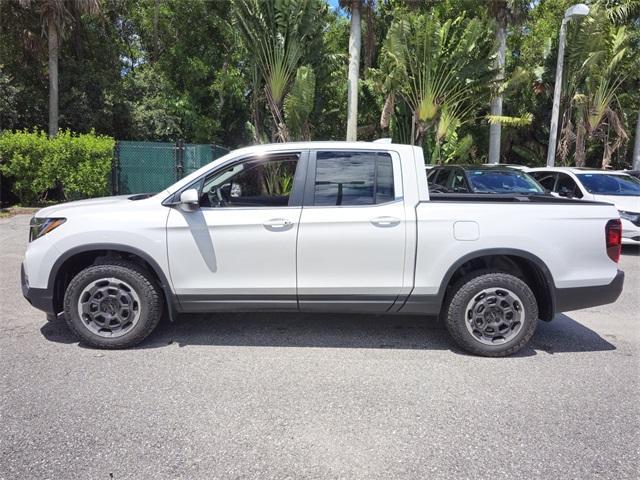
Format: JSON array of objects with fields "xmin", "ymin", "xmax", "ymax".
[{"xmin": 22, "ymin": 142, "xmax": 624, "ymax": 356}]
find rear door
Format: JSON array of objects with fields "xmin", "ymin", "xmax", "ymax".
[{"xmin": 296, "ymin": 150, "xmax": 406, "ymax": 312}]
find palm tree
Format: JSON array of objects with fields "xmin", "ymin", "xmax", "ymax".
[
  {"xmin": 18, "ymin": 0, "xmax": 101, "ymax": 137},
  {"xmin": 232, "ymin": 0, "xmax": 321, "ymax": 142},
  {"xmin": 284, "ymin": 65, "xmax": 316, "ymax": 141},
  {"xmin": 487, "ymin": 0, "xmax": 529, "ymax": 164},
  {"xmin": 379, "ymin": 13, "xmax": 494, "ymax": 162},
  {"xmin": 559, "ymin": 4, "xmax": 633, "ymax": 168}
]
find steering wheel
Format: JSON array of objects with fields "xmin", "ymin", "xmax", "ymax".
[
  {"xmin": 206, "ymin": 185, "xmax": 227, "ymax": 207},
  {"xmin": 215, "ymin": 186, "xmax": 228, "ymax": 207}
]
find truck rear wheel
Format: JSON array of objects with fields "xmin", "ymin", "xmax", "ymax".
[
  {"xmin": 63, "ymin": 260, "xmax": 163, "ymax": 349},
  {"xmin": 444, "ymin": 272, "xmax": 538, "ymax": 357}
]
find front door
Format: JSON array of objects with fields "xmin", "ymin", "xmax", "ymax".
[
  {"xmin": 296, "ymin": 150, "xmax": 407, "ymax": 312},
  {"xmin": 167, "ymin": 151, "xmax": 306, "ymax": 311}
]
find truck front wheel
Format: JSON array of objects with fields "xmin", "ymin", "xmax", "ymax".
[
  {"xmin": 63, "ymin": 260, "xmax": 163, "ymax": 349},
  {"xmin": 444, "ymin": 272, "xmax": 538, "ymax": 357}
]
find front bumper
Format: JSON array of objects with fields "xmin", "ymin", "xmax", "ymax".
[
  {"xmin": 21, "ymin": 264, "xmax": 56, "ymax": 315},
  {"xmin": 554, "ymin": 270, "xmax": 625, "ymax": 312},
  {"xmin": 621, "ymin": 235, "xmax": 640, "ymax": 245},
  {"xmin": 621, "ymin": 218, "xmax": 640, "ymax": 244}
]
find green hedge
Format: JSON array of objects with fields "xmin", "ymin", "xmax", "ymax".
[{"xmin": 0, "ymin": 129, "xmax": 114, "ymax": 205}]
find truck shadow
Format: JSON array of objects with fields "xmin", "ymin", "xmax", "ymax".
[{"xmin": 41, "ymin": 312, "xmax": 615, "ymax": 356}]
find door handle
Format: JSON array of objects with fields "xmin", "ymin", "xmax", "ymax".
[
  {"xmin": 263, "ymin": 218, "xmax": 293, "ymax": 229},
  {"xmin": 371, "ymin": 216, "xmax": 401, "ymax": 227}
]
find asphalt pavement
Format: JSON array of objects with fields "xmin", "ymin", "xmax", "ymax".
[{"xmin": 1, "ymin": 214, "xmax": 639, "ymax": 479}]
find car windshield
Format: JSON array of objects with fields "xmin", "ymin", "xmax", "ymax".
[
  {"xmin": 467, "ymin": 170, "xmax": 544, "ymax": 194},
  {"xmin": 576, "ymin": 174, "xmax": 640, "ymax": 196}
]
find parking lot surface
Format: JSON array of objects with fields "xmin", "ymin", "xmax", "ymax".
[{"xmin": 1, "ymin": 214, "xmax": 639, "ymax": 479}]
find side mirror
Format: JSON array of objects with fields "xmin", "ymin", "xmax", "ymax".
[{"xmin": 179, "ymin": 188, "xmax": 199, "ymax": 211}]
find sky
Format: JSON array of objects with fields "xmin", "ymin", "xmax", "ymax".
[{"xmin": 327, "ymin": 0, "xmax": 342, "ymax": 12}]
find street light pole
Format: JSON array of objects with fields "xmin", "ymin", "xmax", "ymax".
[
  {"xmin": 547, "ymin": 4, "xmax": 590, "ymax": 167},
  {"xmin": 547, "ymin": 19, "xmax": 568, "ymax": 167},
  {"xmin": 633, "ymin": 112, "xmax": 640, "ymax": 170}
]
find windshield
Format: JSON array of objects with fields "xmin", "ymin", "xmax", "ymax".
[
  {"xmin": 576, "ymin": 174, "xmax": 640, "ymax": 196},
  {"xmin": 467, "ymin": 170, "xmax": 544, "ymax": 194}
]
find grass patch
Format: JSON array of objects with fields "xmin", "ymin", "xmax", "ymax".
[{"xmin": 0, "ymin": 206, "xmax": 39, "ymax": 218}]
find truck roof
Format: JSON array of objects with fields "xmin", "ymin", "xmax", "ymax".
[{"xmin": 225, "ymin": 141, "xmax": 417, "ymax": 155}]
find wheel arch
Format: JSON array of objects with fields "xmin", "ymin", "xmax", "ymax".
[
  {"xmin": 438, "ymin": 249, "xmax": 557, "ymax": 321},
  {"xmin": 48, "ymin": 244, "xmax": 177, "ymax": 320}
]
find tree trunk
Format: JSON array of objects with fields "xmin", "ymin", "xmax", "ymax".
[
  {"xmin": 346, "ymin": 0, "xmax": 361, "ymax": 141},
  {"xmin": 363, "ymin": 1, "xmax": 375, "ymax": 70},
  {"xmin": 575, "ymin": 113, "xmax": 586, "ymax": 167},
  {"xmin": 380, "ymin": 93, "xmax": 394, "ymax": 131},
  {"xmin": 153, "ymin": 0, "xmax": 160, "ymax": 61},
  {"xmin": 488, "ymin": 21, "xmax": 506, "ymax": 164},
  {"xmin": 48, "ymin": 17, "xmax": 59, "ymax": 137},
  {"xmin": 250, "ymin": 65, "xmax": 262, "ymax": 143},
  {"xmin": 633, "ymin": 111, "xmax": 640, "ymax": 170}
]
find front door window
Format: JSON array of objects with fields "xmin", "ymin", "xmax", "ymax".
[{"xmin": 200, "ymin": 154, "xmax": 299, "ymax": 208}]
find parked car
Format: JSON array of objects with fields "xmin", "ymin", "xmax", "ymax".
[
  {"xmin": 621, "ymin": 170, "xmax": 640, "ymax": 180},
  {"xmin": 427, "ymin": 165, "xmax": 546, "ymax": 194},
  {"xmin": 22, "ymin": 142, "xmax": 624, "ymax": 356},
  {"xmin": 482, "ymin": 163, "xmax": 530, "ymax": 171},
  {"xmin": 528, "ymin": 167, "xmax": 640, "ymax": 245}
]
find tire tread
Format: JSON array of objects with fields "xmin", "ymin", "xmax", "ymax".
[
  {"xmin": 63, "ymin": 259, "xmax": 163, "ymax": 349},
  {"xmin": 444, "ymin": 272, "xmax": 538, "ymax": 357}
]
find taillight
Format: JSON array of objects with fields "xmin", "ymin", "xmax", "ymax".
[{"xmin": 606, "ymin": 219, "xmax": 622, "ymax": 263}]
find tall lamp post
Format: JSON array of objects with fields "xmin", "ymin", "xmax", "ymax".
[{"xmin": 546, "ymin": 3, "xmax": 590, "ymax": 167}]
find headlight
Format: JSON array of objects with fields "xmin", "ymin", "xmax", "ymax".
[
  {"xmin": 619, "ymin": 210, "xmax": 640, "ymax": 225},
  {"xmin": 29, "ymin": 217, "xmax": 66, "ymax": 242}
]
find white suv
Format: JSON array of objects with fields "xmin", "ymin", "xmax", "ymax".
[{"xmin": 528, "ymin": 167, "xmax": 640, "ymax": 245}]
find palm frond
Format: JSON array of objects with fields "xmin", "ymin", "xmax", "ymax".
[
  {"xmin": 284, "ymin": 65, "xmax": 316, "ymax": 140},
  {"xmin": 485, "ymin": 113, "xmax": 533, "ymax": 127}
]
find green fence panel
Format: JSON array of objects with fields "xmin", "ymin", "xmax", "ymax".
[
  {"xmin": 184, "ymin": 143, "xmax": 214, "ymax": 176},
  {"xmin": 115, "ymin": 141, "xmax": 229, "ymax": 195},
  {"xmin": 117, "ymin": 141, "xmax": 176, "ymax": 194}
]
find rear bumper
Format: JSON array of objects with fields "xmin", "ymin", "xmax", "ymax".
[
  {"xmin": 554, "ymin": 270, "xmax": 625, "ymax": 312},
  {"xmin": 21, "ymin": 264, "xmax": 56, "ymax": 315}
]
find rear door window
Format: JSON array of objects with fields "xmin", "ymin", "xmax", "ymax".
[{"xmin": 313, "ymin": 151, "xmax": 395, "ymax": 206}]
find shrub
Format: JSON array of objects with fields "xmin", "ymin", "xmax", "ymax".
[{"xmin": 0, "ymin": 129, "xmax": 114, "ymax": 205}]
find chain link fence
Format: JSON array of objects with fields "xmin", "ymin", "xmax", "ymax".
[{"xmin": 112, "ymin": 140, "xmax": 229, "ymax": 195}]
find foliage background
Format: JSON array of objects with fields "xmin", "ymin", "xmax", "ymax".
[
  {"xmin": 0, "ymin": 0, "xmax": 638, "ymax": 170},
  {"xmin": 0, "ymin": 130, "xmax": 114, "ymax": 204}
]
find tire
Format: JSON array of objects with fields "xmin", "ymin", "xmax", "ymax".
[
  {"xmin": 63, "ymin": 259, "xmax": 163, "ymax": 348},
  {"xmin": 443, "ymin": 272, "xmax": 538, "ymax": 357}
]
